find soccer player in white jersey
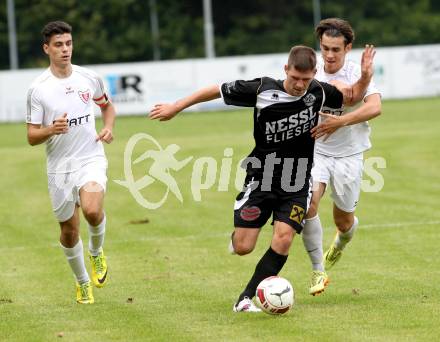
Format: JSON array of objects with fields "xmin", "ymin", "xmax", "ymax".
[
  {"xmin": 301, "ymin": 18, "xmax": 382, "ymax": 296},
  {"xmin": 26, "ymin": 21, "xmax": 116, "ymax": 304}
]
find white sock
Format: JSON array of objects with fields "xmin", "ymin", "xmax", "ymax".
[
  {"xmin": 60, "ymin": 238, "xmax": 89, "ymax": 284},
  {"xmin": 302, "ymin": 215, "xmax": 324, "ymax": 272},
  {"xmin": 88, "ymin": 214, "xmax": 106, "ymax": 256},
  {"xmin": 334, "ymin": 216, "xmax": 359, "ymax": 250}
]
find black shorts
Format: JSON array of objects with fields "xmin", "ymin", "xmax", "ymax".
[{"xmin": 233, "ymin": 173, "xmax": 311, "ymax": 233}]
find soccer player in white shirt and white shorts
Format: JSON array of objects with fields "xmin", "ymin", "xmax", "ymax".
[
  {"xmin": 26, "ymin": 21, "xmax": 116, "ymax": 304},
  {"xmin": 301, "ymin": 18, "xmax": 382, "ymax": 296}
]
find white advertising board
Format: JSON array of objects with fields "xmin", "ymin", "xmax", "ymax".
[{"xmin": 1, "ymin": 44, "xmax": 439, "ymax": 122}]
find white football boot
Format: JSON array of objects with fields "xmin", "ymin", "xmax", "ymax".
[{"xmin": 232, "ymin": 297, "xmax": 261, "ymax": 313}]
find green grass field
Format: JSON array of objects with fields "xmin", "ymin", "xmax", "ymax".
[{"xmin": 1, "ymin": 97, "xmax": 439, "ymax": 341}]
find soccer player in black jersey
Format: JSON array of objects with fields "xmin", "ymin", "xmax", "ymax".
[{"xmin": 149, "ymin": 44, "xmax": 375, "ymax": 312}]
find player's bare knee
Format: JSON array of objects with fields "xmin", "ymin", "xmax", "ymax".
[
  {"xmin": 334, "ymin": 215, "xmax": 354, "ymax": 233},
  {"xmin": 272, "ymin": 231, "xmax": 294, "ymax": 252},
  {"xmin": 83, "ymin": 208, "xmax": 103, "ymax": 226},
  {"xmin": 233, "ymin": 241, "xmax": 255, "ymax": 255},
  {"xmin": 235, "ymin": 248, "xmax": 254, "ymax": 256}
]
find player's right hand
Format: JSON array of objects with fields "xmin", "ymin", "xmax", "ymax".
[
  {"xmin": 52, "ymin": 113, "xmax": 69, "ymax": 135},
  {"xmin": 149, "ymin": 103, "xmax": 179, "ymax": 121},
  {"xmin": 330, "ymin": 80, "xmax": 353, "ymax": 104}
]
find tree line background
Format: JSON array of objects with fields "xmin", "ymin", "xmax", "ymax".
[{"xmin": 1, "ymin": 0, "xmax": 440, "ymax": 70}]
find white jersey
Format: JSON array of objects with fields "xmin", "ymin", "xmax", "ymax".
[
  {"xmin": 315, "ymin": 58, "xmax": 381, "ymax": 157},
  {"xmin": 26, "ymin": 65, "xmax": 109, "ymax": 173}
]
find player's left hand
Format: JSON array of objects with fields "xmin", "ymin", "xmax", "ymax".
[
  {"xmin": 361, "ymin": 44, "xmax": 376, "ymax": 80},
  {"xmin": 311, "ymin": 112, "xmax": 345, "ymax": 140},
  {"xmin": 96, "ymin": 127, "xmax": 114, "ymax": 143}
]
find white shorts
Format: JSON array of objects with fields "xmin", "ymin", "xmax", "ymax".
[
  {"xmin": 47, "ymin": 158, "xmax": 108, "ymax": 222},
  {"xmin": 311, "ymin": 152, "xmax": 363, "ymax": 213}
]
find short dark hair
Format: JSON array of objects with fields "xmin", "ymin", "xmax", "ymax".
[
  {"xmin": 287, "ymin": 45, "xmax": 317, "ymax": 71},
  {"xmin": 315, "ymin": 18, "xmax": 354, "ymax": 46},
  {"xmin": 42, "ymin": 21, "xmax": 72, "ymax": 44}
]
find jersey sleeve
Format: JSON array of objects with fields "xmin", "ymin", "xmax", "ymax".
[
  {"xmin": 320, "ymin": 82, "xmax": 344, "ymax": 109},
  {"xmin": 26, "ymin": 87, "xmax": 44, "ymax": 124},
  {"xmin": 220, "ymin": 79, "xmax": 261, "ymax": 107},
  {"xmin": 89, "ymin": 70, "xmax": 109, "ymax": 107},
  {"xmin": 365, "ymin": 78, "xmax": 381, "ymax": 98}
]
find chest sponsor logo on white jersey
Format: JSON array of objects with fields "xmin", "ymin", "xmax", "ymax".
[
  {"xmin": 65, "ymin": 86, "xmax": 74, "ymax": 95},
  {"xmin": 78, "ymin": 90, "xmax": 91, "ymax": 104},
  {"xmin": 68, "ymin": 114, "xmax": 91, "ymax": 127},
  {"xmin": 264, "ymin": 106, "xmax": 317, "ymax": 143},
  {"xmin": 321, "ymin": 106, "xmax": 344, "ymax": 116}
]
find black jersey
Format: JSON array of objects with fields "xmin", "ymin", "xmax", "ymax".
[{"xmin": 220, "ymin": 77, "xmax": 343, "ymax": 193}]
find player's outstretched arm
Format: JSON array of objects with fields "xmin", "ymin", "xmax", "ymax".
[
  {"xmin": 27, "ymin": 113, "xmax": 68, "ymax": 146},
  {"xmin": 149, "ymin": 85, "xmax": 221, "ymax": 121},
  {"xmin": 338, "ymin": 93, "xmax": 381, "ymax": 126},
  {"xmin": 96, "ymin": 102, "xmax": 116, "ymax": 144},
  {"xmin": 312, "ymin": 94, "xmax": 381, "ymax": 140},
  {"xmin": 346, "ymin": 44, "xmax": 376, "ymax": 106}
]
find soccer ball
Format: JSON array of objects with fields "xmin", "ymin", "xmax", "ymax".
[{"xmin": 255, "ymin": 276, "xmax": 294, "ymax": 315}]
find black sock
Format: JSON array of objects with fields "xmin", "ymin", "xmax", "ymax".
[{"xmin": 237, "ymin": 247, "xmax": 288, "ymax": 303}]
